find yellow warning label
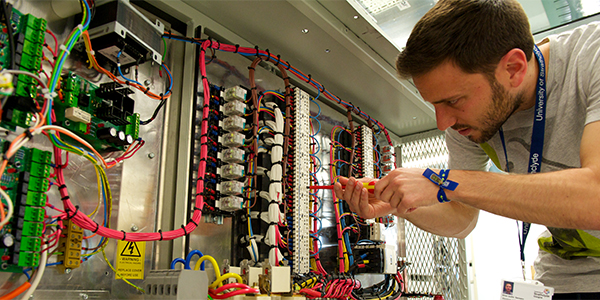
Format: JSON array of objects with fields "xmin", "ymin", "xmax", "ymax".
[{"xmin": 116, "ymin": 240, "xmax": 145, "ymax": 279}]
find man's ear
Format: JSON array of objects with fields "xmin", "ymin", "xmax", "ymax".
[{"xmin": 496, "ymin": 48, "xmax": 528, "ymax": 88}]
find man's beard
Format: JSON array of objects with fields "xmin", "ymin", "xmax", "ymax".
[{"xmin": 453, "ymin": 78, "xmax": 524, "ymax": 143}]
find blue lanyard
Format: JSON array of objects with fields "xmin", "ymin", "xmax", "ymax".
[{"xmin": 499, "ymin": 44, "xmax": 546, "ymax": 280}]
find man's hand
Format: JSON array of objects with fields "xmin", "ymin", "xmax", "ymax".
[
  {"xmin": 334, "ymin": 177, "xmax": 396, "ymax": 219},
  {"xmin": 374, "ymin": 168, "xmax": 441, "ymax": 213}
]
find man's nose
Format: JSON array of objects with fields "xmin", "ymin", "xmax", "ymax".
[{"xmin": 435, "ymin": 106, "xmax": 457, "ymax": 131}]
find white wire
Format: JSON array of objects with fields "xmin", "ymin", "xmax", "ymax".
[
  {"xmin": 20, "ymin": 245, "xmax": 48, "ymax": 300},
  {"xmin": 0, "ymin": 188, "xmax": 14, "ymax": 229},
  {"xmin": 1, "ymin": 69, "xmax": 47, "ymax": 89}
]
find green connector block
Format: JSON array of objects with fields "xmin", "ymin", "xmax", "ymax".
[
  {"xmin": 21, "ymin": 40, "xmax": 42, "ymax": 57},
  {"xmin": 126, "ymin": 113, "xmax": 140, "ymax": 139},
  {"xmin": 25, "ymin": 191, "xmax": 47, "ymax": 207},
  {"xmin": 18, "ymin": 252, "xmax": 39, "ymax": 267},
  {"xmin": 76, "ymin": 122, "xmax": 86, "ymax": 134},
  {"xmin": 63, "ymin": 92, "xmax": 78, "ymax": 107},
  {"xmin": 23, "ymin": 206, "xmax": 44, "ymax": 222},
  {"xmin": 6, "ymin": 109, "xmax": 31, "ymax": 127},
  {"xmin": 27, "ymin": 177, "xmax": 49, "ymax": 193},
  {"xmin": 17, "ymin": 74, "xmax": 35, "ymax": 86},
  {"xmin": 22, "ymin": 222, "xmax": 43, "ymax": 237},
  {"xmin": 31, "ymin": 148, "xmax": 51, "ymax": 164},
  {"xmin": 64, "ymin": 78, "xmax": 78, "ymax": 91},
  {"xmin": 20, "ymin": 236, "xmax": 41, "ymax": 252},
  {"xmin": 29, "ymin": 161, "xmax": 51, "ymax": 178},
  {"xmin": 18, "ymin": 52, "xmax": 38, "ymax": 70}
]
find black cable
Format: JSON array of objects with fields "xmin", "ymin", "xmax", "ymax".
[
  {"xmin": 1, "ymin": 0, "xmax": 14, "ymax": 70},
  {"xmin": 140, "ymin": 98, "xmax": 166, "ymax": 125}
]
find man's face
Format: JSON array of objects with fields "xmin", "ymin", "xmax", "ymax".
[
  {"xmin": 413, "ymin": 61, "xmax": 524, "ymax": 143},
  {"xmin": 505, "ymin": 283, "xmax": 512, "ymax": 292}
]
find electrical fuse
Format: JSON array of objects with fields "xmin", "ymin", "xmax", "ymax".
[
  {"xmin": 381, "ymin": 163, "xmax": 394, "ymax": 173},
  {"xmin": 223, "ymin": 100, "xmax": 246, "ymax": 116},
  {"xmin": 222, "ymin": 132, "xmax": 245, "ymax": 148},
  {"xmin": 382, "ymin": 145, "xmax": 394, "ymax": 153},
  {"xmin": 222, "ymin": 148, "xmax": 245, "ymax": 164},
  {"xmin": 223, "ymin": 115, "xmax": 246, "ymax": 132},
  {"xmin": 221, "ymin": 163, "xmax": 245, "ymax": 179},
  {"xmin": 382, "ymin": 153, "xmax": 395, "ymax": 164},
  {"xmin": 220, "ymin": 181, "xmax": 244, "ymax": 195},
  {"xmin": 223, "ymin": 86, "xmax": 247, "ymax": 102},
  {"xmin": 220, "ymin": 196, "xmax": 244, "ymax": 211}
]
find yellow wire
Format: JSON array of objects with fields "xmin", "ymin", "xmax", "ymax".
[
  {"xmin": 193, "ymin": 255, "xmax": 223, "ymax": 287},
  {"xmin": 209, "ymin": 273, "xmax": 244, "ymax": 289}
]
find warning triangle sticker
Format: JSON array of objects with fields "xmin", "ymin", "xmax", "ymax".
[{"xmin": 120, "ymin": 241, "xmax": 142, "ymax": 257}]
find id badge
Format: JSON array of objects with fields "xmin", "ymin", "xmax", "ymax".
[{"xmin": 499, "ymin": 280, "xmax": 554, "ymax": 300}]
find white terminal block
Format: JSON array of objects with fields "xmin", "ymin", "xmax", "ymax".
[
  {"xmin": 220, "ymin": 181, "xmax": 244, "ymax": 195},
  {"xmin": 224, "ymin": 86, "xmax": 247, "ymax": 102},
  {"xmin": 222, "ymin": 132, "xmax": 246, "ymax": 148},
  {"xmin": 222, "ymin": 148, "xmax": 245, "ymax": 163},
  {"xmin": 360, "ymin": 125, "xmax": 374, "ymax": 178},
  {"xmin": 223, "ymin": 115, "xmax": 246, "ymax": 132},
  {"xmin": 369, "ymin": 223, "xmax": 386, "ymax": 242},
  {"xmin": 222, "ymin": 163, "xmax": 245, "ymax": 179},
  {"xmin": 226, "ymin": 266, "xmax": 242, "ymax": 284},
  {"xmin": 223, "ymin": 100, "xmax": 246, "ymax": 116},
  {"xmin": 267, "ymin": 265, "xmax": 291, "ymax": 293},
  {"xmin": 65, "ymin": 107, "xmax": 92, "ymax": 124},
  {"xmin": 246, "ymin": 267, "xmax": 262, "ymax": 287},
  {"xmin": 220, "ymin": 196, "xmax": 244, "ymax": 211},
  {"xmin": 383, "ymin": 243, "xmax": 398, "ymax": 274}
]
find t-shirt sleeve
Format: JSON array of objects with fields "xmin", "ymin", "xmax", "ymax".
[
  {"xmin": 446, "ymin": 129, "xmax": 489, "ymax": 171},
  {"xmin": 580, "ymin": 23, "xmax": 600, "ymax": 124}
]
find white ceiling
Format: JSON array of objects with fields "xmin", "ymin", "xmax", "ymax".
[{"xmin": 158, "ymin": 0, "xmax": 437, "ymax": 138}]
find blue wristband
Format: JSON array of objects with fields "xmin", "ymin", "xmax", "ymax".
[{"xmin": 422, "ymin": 168, "xmax": 458, "ymax": 203}]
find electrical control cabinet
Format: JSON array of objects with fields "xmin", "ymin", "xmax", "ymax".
[{"xmin": 0, "ymin": 0, "xmax": 414, "ymax": 299}]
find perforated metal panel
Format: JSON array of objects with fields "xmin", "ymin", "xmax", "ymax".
[{"xmin": 400, "ymin": 130, "xmax": 468, "ymax": 300}]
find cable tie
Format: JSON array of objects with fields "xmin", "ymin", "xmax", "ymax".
[
  {"xmin": 285, "ymin": 61, "xmax": 291, "ymax": 70},
  {"xmin": 208, "ymin": 37, "xmax": 213, "ymax": 48},
  {"xmin": 248, "ymin": 67, "xmax": 255, "ymax": 71},
  {"xmin": 215, "ymin": 40, "xmax": 221, "ymax": 50},
  {"xmin": 193, "ymin": 206, "xmax": 202, "ymax": 212},
  {"xmin": 265, "ymin": 49, "xmax": 270, "ymax": 60},
  {"xmin": 190, "ymin": 219, "xmax": 198, "ymax": 227},
  {"xmin": 181, "ymin": 225, "xmax": 188, "ymax": 235},
  {"xmin": 144, "ymin": 87, "xmax": 150, "ymax": 95},
  {"xmin": 83, "ymin": 220, "xmax": 98, "ymax": 235},
  {"xmin": 250, "ymin": 86, "xmax": 257, "ymax": 90},
  {"xmin": 201, "ymin": 75, "xmax": 207, "ymax": 81},
  {"xmin": 58, "ymin": 184, "xmax": 67, "ymax": 190},
  {"xmin": 255, "ymin": 46, "xmax": 260, "ymax": 59},
  {"xmin": 158, "ymin": 229, "xmax": 163, "ymax": 241},
  {"xmin": 23, "ymin": 130, "xmax": 33, "ymax": 140},
  {"xmin": 273, "ymin": 54, "xmax": 281, "ymax": 66},
  {"xmin": 67, "ymin": 205, "xmax": 79, "ymax": 220},
  {"xmin": 306, "ymin": 74, "xmax": 312, "ymax": 84},
  {"xmin": 61, "ymin": 196, "xmax": 70, "ymax": 201},
  {"xmin": 234, "ymin": 44, "xmax": 240, "ymax": 53},
  {"xmin": 269, "ymin": 222, "xmax": 277, "ymax": 226},
  {"xmin": 75, "ymin": 24, "xmax": 84, "ymax": 35},
  {"xmin": 200, "ymin": 48, "xmax": 206, "ymax": 53},
  {"xmin": 121, "ymin": 230, "xmax": 127, "ymax": 241}
]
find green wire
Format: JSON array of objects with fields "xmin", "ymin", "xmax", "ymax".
[{"xmin": 207, "ymin": 295, "xmax": 213, "ymax": 300}]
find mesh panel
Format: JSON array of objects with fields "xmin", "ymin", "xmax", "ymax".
[{"xmin": 401, "ymin": 130, "xmax": 468, "ymax": 300}]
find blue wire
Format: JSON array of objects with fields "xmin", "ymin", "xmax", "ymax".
[
  {"xmin": 185, "ymin": 250, "xmax": 205, "ymax": 270},
  {"xmin": 310, "ymin": 237, "xmax": 323, "ymax": 257},
  {"xmin": 309, "ymin": 154, "xmax": 322, "ymax": 175},
  {"xmin": 117, "ymin": 51, "xmax": 143, "ymax": 86},
  {"xmin": 310, "ymin": 97, "xmax": 321, "ymax": 118},
  {"xmin": 23, "ymin": 270, "xmax": 30, "ymax": 280},
  {"xmin": 170, "ymin": 258, "xmax": 186, "ymax": 270},
  {"xmin": 161, "ymin": 63, "xmax": 173, "ymax": 96},
  {"xmin": 357, "ymin": 239, "xmax": 376, "ymax": 244}
]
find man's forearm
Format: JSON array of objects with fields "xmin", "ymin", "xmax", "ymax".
[
  {"xmin": 396, "ymin": 201, "xmax": 479, "ymax": 239},
  {"xmin": 448, "ymin": 167, "xmax": 600, "ymax": 230}
]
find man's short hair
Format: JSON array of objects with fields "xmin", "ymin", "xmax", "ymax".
[{"xmin": 396, "ymin": 0, "xmax": 534, "ymax": 79}]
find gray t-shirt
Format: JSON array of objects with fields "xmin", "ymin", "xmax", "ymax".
[{"xmin": 446, "ymin": 22, "xmax": 600, "ymax": 293}]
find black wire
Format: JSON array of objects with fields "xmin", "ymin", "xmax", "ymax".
[
  {"xmin": 1, "ymin": 0, "xmax": 14, "ymax": 70},
  {"xmin": 140, "ymin": 98, "xmax": 166, "ymax": 125}
]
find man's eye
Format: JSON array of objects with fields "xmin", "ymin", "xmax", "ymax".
[{"xmin": 448, "ymin": 99, "xmax": 459, "ymax": 105}]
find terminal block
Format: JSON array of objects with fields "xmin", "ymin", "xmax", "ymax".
[{"xmin": 57, "ymin": 220, "xmax": 84, "ymax": 273}]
